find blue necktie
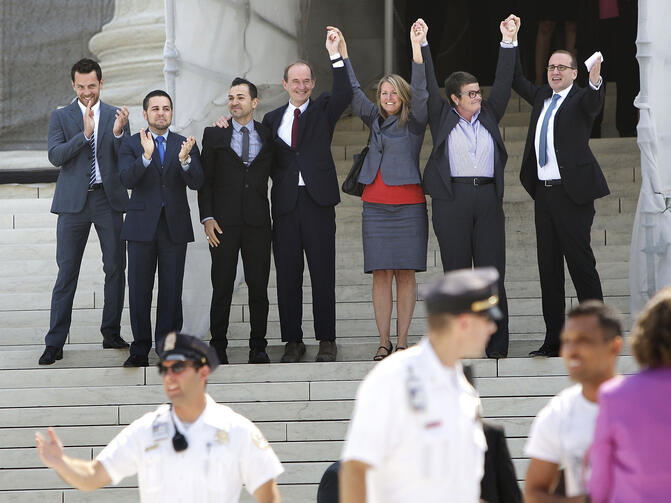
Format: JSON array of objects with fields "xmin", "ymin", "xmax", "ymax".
[
  {"xmin": 539, "ymin": 94, "xmax": 560, "ymax": 167},
  {"xmin": 156, "ymin": 136, "xmax": 165, "ymax": 166}
]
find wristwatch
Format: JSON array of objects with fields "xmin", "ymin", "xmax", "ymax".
[{"xmin": 180, "ymin": 155, "xmax": 191, "ymax": 166}]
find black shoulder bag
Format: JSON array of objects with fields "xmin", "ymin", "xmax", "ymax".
[{"xmin": 341, "ymin": 131, "xmax": 371, "ymax": 197}]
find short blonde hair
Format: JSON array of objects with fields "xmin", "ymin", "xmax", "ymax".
[
  {"xmin": 632, "ymin": 287, "xmax": 671, "ymax": 368},
  {"xmin": 376, "ymin": 74, "xmax": 411, "ymax": 126}
]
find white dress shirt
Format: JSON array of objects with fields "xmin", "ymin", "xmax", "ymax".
[
  {"xmin": 97, "ymin": 394, "xmax": 283, "ymax": 503},
  {"xmin": 342, "ymin": 338, "xmax": 486, "ymax": 503},
  {"xmin": 277, "ymin": 99, "xmax": 309, "ymax": 186},
  {"xmin": 78, "ymin": 100, "xmax": 102, "ymax": 183}
]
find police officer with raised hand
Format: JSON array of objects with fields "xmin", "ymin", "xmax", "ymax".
[
  {"xmin": 35, "ymin": 332, "xmax": 283, "ymax": 502},
  {"xmin": 340, "ymin": 268, "xmax": 500, "ymax": 502}
]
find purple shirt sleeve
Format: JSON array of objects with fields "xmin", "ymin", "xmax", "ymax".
[{"xmin": 588, "ymin": 388, "xmax": 615, "ymax": 502}]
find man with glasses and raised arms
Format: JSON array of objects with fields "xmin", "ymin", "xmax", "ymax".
[
  {"xmin": 35, "ymin": 332, "xmax": 283, "ymax": 502},
  {"xmin": 509, "ymin": 15, "xmax": 609, "ymax": 358}
]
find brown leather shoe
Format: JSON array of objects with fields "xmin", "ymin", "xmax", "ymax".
[
  {"xmin": 280, "ymin": 341, "xmax": 306, "ymax": 363},
  {"xmin": 316, "ymin": 340, "xmax": 337, "ymax": 362}
]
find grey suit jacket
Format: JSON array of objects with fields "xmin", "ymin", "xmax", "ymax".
[
  {"xmin": 421, "ymin": 44, "xmax": 515, "ymax": 201},
  {"xmin": 345, "ymin": 58, "xmax": 428, "ymax": 186},
  {"xmin": 47, "ymin": 99, "xmax": 130, "ymax": 214}
]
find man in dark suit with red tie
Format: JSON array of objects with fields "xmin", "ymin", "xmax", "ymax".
[
  {"xmin": 261, "ymin": 29, "xmax": 352, "ymax": 363},
  {"xmin": 198, "ymin": 78, "xmax": 275, "ymax": 365},
  {"xmin": 119, "ymin": 90, "xmax": 203, "ymax": 367},
  {"xmin": 510, "ymin": 15, "xmax": 609, "ymax": 357}
]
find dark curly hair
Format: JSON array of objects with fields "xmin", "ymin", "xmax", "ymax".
[{"xmin": 632, "ymin": 287, "xmax": 671, "ymax": 368}]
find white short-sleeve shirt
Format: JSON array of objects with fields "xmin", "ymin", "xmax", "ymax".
[
  {"xmin": 97, "ymin": 394, "xmax": 283, "ymax": 502},
  {"xmin": 341, "ymin": 338, "xmax": 486, "ymax": 503},
  {"xmin": 524, "ymin": 384, "xmax": 598, "ymax": 496}
]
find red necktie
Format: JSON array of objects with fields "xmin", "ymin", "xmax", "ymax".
[{"xmin": 291, "ymin": 108, "xmax": 301, "ymax": 149}]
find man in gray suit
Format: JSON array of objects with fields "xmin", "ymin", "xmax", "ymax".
[{"xmin": 40, "ymin": 59, "xmax": 131, "ymax": 365}]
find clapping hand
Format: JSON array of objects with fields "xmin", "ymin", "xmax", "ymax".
[
  {"xmin": 83, "ymin": 101, "xmax": 95, "ymax": 139},
  {"xmin": 139, "ymin": 129, "xmax": 154, "ymax": 160},
  {"xmin": 179, "ymin": 136, "xmax": 196, "ymax": 164},
  {"xmin": 113, "ymin": 106, "xmax": 129, "ymax": 136}
]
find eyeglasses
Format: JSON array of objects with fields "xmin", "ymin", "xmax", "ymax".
[
  {"xmin": 546, "ymin": 64, "xmax": 575, "ymax": 72},
  {"xmin": 458, "ymin": 90, "xmax": 482, "ymax": 99},
  {"xmin": 157, "ymin": 361, "xmax": 199, "ymax": 375}
]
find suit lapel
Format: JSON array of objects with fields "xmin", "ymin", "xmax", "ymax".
[
  {"xmin": 555, "ymin": 84, "xmax": 579, "ymax": 119},
  {"xmin": 163, "ymin": 132, "xmax": 181, "ymax": 173},
  {"xmin": 69, "ymin": 100, "xmax": 84, "ymax": 132},
  {"xmin": 97, "ymin": 102, "xmax": 114, "ymax": 146},
  {"xmin": 294, "ymin": 100, "xmax": 313, "ymax": 148},
  {"xmin": 221, "ymin": 126, "xmax": 243, "ymax": 163},
  {"xmin": 434, "ymin": 109, "xmax": 458, "ymax": 152}
]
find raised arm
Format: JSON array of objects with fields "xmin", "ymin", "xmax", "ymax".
[
  {"xmin": 416, "ymin": 19, "xmax": 444, "ymax": 133},
  {"xmin": 580, "ymin": 57, "xmax": 606, "ymax": 117},
  {"xmin": 177, "ymin": 136, "xmax": 204, "ymax": 190},
  {"xmin": 408, "ymin": 21, "xmax": 428, "ymax": 133},
  {"xmin": 486, "ymin": 15, "xmax": 519, "ymax": 122},
  {"xmin": 509, "ymin": 16, "xmax": 539, "ymax": 105},
  {"xmin": 324, "ymin": 27, "xmax": 354, "ymax": 128},
  {"xmin": 36, "ymin": 427, "xmax": 111, "ymax": 492},
  {"xmin": 118, "ymin": 133, "xmax": 149, "ymax": 189}
]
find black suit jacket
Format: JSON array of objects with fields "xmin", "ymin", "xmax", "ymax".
[
  {"xmin": 198, "ymin": 122, "xmax": 273, "ymax": 228},
  {"xmin": 421, "ymin": 44, "xmax": 515, "ymax": 201},
  {"xmin": 119, "ymin": 131, "xmax": 203, "ymax": 243},
  {"xmin": 262, "ymin": 64, "xmax": 352, "ymax": 216},
  {"xmin": 481, "ymin": 422, "xmax": 522, "ymax": 503},
  {"xmin": 513, "ymin": 48, "xmax": 610, "ymax": 205}
]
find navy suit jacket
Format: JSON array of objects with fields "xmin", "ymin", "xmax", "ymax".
[
  {"xmin": 512, "ymin": 48, "xmax": 610, "ymax": 204},
  {"xmin": 48, "ymin": 99, "xmax": 130, "ymax": 214},
  {"xmin": 118, "ymin": 131, "xmax": 203, "ymax": 243},
  {"xmin": 421, "ymin": 44, "xmax": 514, "ymax": 201},
  {"xmin": 262, "ymin": 64, "xmax": 352, "ymax": 216}
]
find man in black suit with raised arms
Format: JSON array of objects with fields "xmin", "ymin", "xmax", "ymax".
[
  {"xmin": 510, "ymin": 15, "xmax": 609, "ymax": 357},
  {"xmin": 261, "ymin": 29, "xmax": 352, "ymax": 363}
]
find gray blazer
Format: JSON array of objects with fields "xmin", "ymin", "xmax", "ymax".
[
  {"xmin": 344, "ymin": 59, "xmax": 428, "ymax": 186},
  {"xmin": 47, "ymin": 99, "xmax": 130, "ymax": 214}
]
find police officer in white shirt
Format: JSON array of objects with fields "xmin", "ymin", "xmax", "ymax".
[
  {"xmin": 524, "ymin": 301, "xmax": 622, "ymax": 502},
  {"xmin": 35, "ymin": 332, "xmax": 284, "ymax": 502},
  {"xmin": 340, "ymin": 267, "xmax": 502, "ymax": 503}
]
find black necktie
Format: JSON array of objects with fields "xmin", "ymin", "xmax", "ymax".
[{"xmin": 241, "ymin": 126, "xmax": 250, "ymax": 164}]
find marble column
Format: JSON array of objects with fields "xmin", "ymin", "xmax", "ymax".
[{"xmin": 89, "ymin": 0, "xmax": 166, "ymax": 132}]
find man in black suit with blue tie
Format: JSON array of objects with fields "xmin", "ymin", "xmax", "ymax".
[
  {"xmin": 510, "ymin": 15, "xmax": 609, "ymax": 357},
  {"xmin": 40, "ymin": 58, "xmax": 131, "ymax": 365},
  {"xmin": 261, "ymin": 29, "xmax": 352, "ymax": 363},
  {"xmin": 119, "ymin": 90, "xmax": 203, "ymax": 367}
]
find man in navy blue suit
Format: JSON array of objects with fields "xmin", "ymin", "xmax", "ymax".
[{"xmin": 119, "ymin": 90, "xmax": 204, "ymax": 367}]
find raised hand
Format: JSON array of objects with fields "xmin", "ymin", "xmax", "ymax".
[
  {"xmin": 113, "ymin": 106, "xmax": 129, "ymax": 136},
  {"xmin": 139, "ymin": 129, "xmax": 154, "ymax": 160},
  {"xmin": 83, "ymin": 102, "xmax": 95, "ymax": 139},
  {"xmin": 179, "ymin": 136, "xmax": 196, "ymax": 163},
  {"xmin": 213, "ymin": 115, "xmax": 230, "ymax": 128},
  {"xmin": 410, "ymin": 21, "xmax": 425, "ymax": 45},
  {"xmin": 589, "ymin": 56, "xmax": 602, "ymax": 86},
  {"xmin": 35, "ymin": 427, "xmax": 64, "ymax": 469},
  {"xmin": 500, "ymin": 14, "xmax": 519, "ymax": 41},
  {"xmin": 325, "ymin": 28, "xmax": 341, "ymax": 56},
  {"xmin": 415, "ymin": 18, "xmax": 429, "ymax": 44},
  {"xmin": 326, "ymin": 26, "xmax": 348, "ymax": 58}
]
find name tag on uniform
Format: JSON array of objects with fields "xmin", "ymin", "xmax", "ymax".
[
  {"xmin": 424, "ymin": 421, "xmax": 443, "ymax": 430},
  {"xmin": 152, "ymin": 422, "xmax": 170, "ymax": 440}
]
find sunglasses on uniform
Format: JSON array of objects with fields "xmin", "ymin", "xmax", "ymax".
[
  {"xmin": 157, "ymin": 361, "xmax": 200, "ymax": 375},
  {"xmin": 546, "ymin": 64, "xmax": 576, "ymax": 72},
  {"xmin": 458, "ymin": 90, "xmax": 483, "ymax": 99}
]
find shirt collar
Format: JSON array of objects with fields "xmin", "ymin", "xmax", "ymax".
[
  {"xmin": 77, "ymin": 99, "xmax": 100, "ymax": 115},
  {"xmin": 149, "ymin": 130, "xmax": 169, "ymax": 143},
  {"xmin": 232, "ymin": 118, "xmax": 255, "ymax": 133},
  {"xmin": 419, "ymin": 338, "xmax": 465, "ymax": 387},
  {"xmin": 289, "ymin": 99, "xmax": 310, "ymax": 115},
  {"xmin": 199, "ymin": 393, "xmax": 233, "ymax": 430},
  {"xmin": 553, "ymin": 83, "xmax": 573, "ymax": 100},
  {"xmin": 452, "ymin": 107, "xmax": 481, "ymax": 125}
]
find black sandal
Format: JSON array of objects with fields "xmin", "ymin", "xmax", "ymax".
[
  {"xmin": 395, "ymin": 345, "xmax": 407, "ymax": 352},
  {"xmin": 373, "ymin": 342, "xmax": 393, "ymax": 361}
]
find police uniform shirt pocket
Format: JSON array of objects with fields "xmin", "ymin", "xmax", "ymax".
[
  {"xmin": 138, "ymin": 447, "xmax": 165, "ymax": 496},
  {"xmin": 206, "ymin": 441, "xmax": 238, "ymax": 496}
]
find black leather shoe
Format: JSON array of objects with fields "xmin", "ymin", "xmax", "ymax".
[
  {"xmin": 213, "ymin": 347, "xmax": 228, "ymax": 365},
  {"xmin": 102, "ymin": 334, "xmax": 130, "ymax": 349},
  {"xmin": 281, "ymin": 341, "xmax": 306, "ymax": 363},
  {"xmin": 38, "ymin": 346, "xmax": 63, "ymax": 365},
  {"xmin": 487, "ymin": 351, "xmax": 508, "ymax": 359},
  {"xmin": 249, "ymin": 349, "xmax": 270, "ymax": 364},
  {"xmin": 123, "ymin": 355, "xmax": 148, "ymax": 367},
  {"xmin": 315, "ymin": 340, "xmax": 337, "ymax": 362},
  {"xmin": 529, "ymin": 345, "xmax": 559, "ymax": 358}
]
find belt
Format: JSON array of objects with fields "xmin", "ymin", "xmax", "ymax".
[
  {"xmin": 539, "ymin": 179, "xmax": 562, "ymax": 187},
  {"xmin": 451, "ymin": 177, "xmax": 494, "ymax": 186},
  {"xmin": 88, "ymin": 183, "xmax": 103, "ymax": 192}
]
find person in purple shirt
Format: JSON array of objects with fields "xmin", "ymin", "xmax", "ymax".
[{"xmin": 589, "ymin": 286, "xmax": 671, "ymax": 502}]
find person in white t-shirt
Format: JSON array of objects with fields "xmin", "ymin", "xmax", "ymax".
[
  {"xmin": 35, "ymin": 332, "xmax": 283, "ymax": 503},
  {"xmin": 524, "ymin": 301, "xmax": 623, "ymax": 502}
]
